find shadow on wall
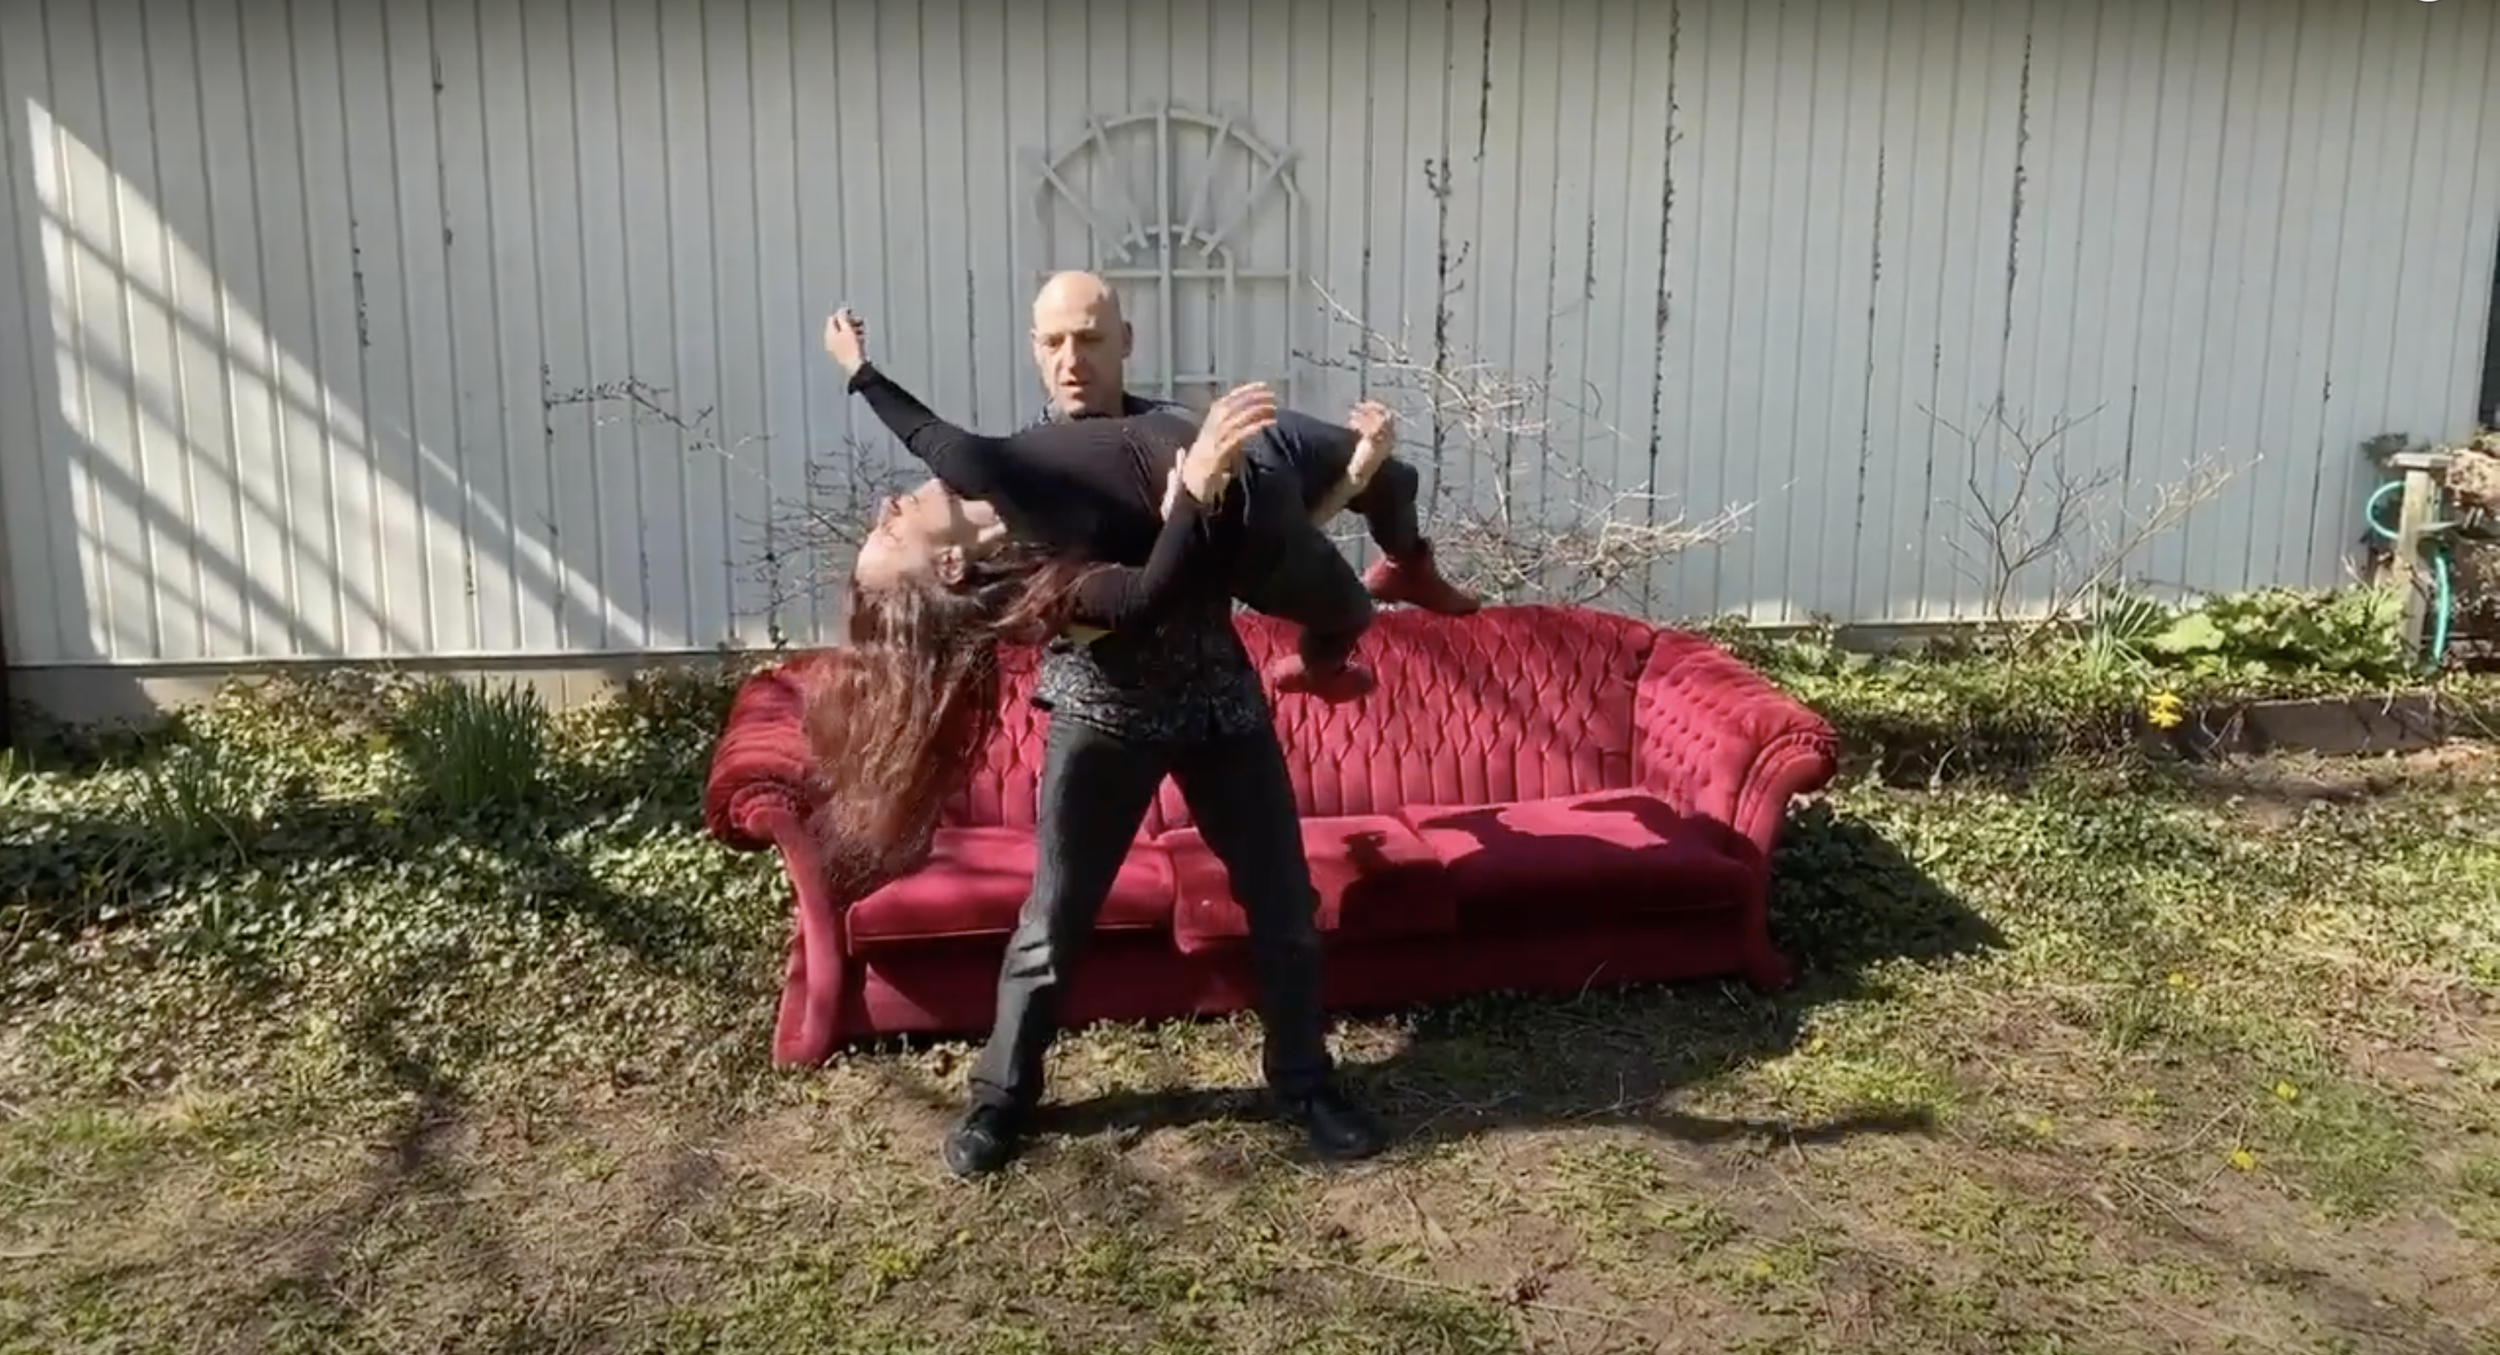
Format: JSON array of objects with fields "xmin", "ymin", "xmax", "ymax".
[{"xmin": 0, "ymin": 4, "xmax": 856, "ymax": 727}]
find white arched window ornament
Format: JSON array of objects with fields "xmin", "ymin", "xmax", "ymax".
[{"xmin": 1023, "ymin": 104, "xmax": 1304, "ymax": 411}]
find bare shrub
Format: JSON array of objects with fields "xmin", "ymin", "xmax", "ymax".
[
  {"xmin": 2441, "ymin": 432, "xmax": 2500, "ymax": 515},
  {"xmin": 1924, "ymin": 400, "xmax": 2247, "ymax": 642},
  {"xmin": 1301, "ymin": 283, "xmax": 1750, "ymax": 613},
  {"xmin": 544, "ymin": 375, "xmax": 917, "ymax": 631}
]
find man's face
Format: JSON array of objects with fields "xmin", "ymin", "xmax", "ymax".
[{"xmin": 1031, "ymin": 293, "xmax": 1129, "ymax": 418}]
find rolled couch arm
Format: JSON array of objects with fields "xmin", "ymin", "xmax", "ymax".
[
  {"xmin": 702, "ymin": 656, "xmax": 830, "ymax": 852},
  {"xmin": 701, "ymin": 654, "xmax": 854, "ymax": 1066},
  {"xmin": 1632, "ymin": 630, "xmax": 1841, "ymax": 857}
]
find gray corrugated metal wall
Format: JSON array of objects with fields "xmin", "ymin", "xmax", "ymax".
[{"xmin": 1, "ymin": 0, "xmax": 2495, "ymax": 674}]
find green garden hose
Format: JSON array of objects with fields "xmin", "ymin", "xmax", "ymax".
[{"xmin": 2367, "ymin": 479, "xmax": 2452, "ymax": 669}]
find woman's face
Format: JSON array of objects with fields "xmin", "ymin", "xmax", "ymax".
[{"xmin": 852, "ymin": 478, "xmax": 982, "ymax": 593}]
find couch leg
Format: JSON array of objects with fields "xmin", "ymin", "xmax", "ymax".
[
  {"xmin": 765, "ymin": 814, "xmax": 851, "ymax": 1067},
  {"xmin": 771, "ymin": 934, "xmax": 847, "ymax": 1068},
  {"xmin": 1741, "ymin": 945, "xmax": 1795, "ymax": 994}
]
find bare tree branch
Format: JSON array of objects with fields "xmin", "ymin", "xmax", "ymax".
[
  {"xmin": 1922, "ymin": 398, "xmax": 2249, "ymax": 641},
  {"xmin": 1300, "ymin": 281, "xmax": 1749, "ymax": 613},
  {"xmin": 544, "ymin": 374, "xmax": 915, "ymax": 630}
]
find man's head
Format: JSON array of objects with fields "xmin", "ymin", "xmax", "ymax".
[{"xmin": 1030, "ymin": 271, "xmax": 1130, "ymax": 418}]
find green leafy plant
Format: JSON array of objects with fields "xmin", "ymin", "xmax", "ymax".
[
  {"xmin": 132, "ymin": 738, "xmax": 260, "ymax": 864},
  {"xmin": 1727, "ymin": 584, "xmax": 2448, "ymax": 783},
  {"xmin": 2075, "ymin": 584, "xmax": 2176, "ymax": 682},
  {"xmin": 390, "ymin": 676, "xmax": 551, "ymax": 817},
  {"xmin": 2139, "ymin": 586, "xmax": 2407, "ymax": 683}
]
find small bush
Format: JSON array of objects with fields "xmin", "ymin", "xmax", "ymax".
[
  {"xmin": 390, "ymin": 676, "xmax": 550, "ymax": 816},
  {"xmin": 132, "ymin": 738, "xmax": 261, "ymax": 864}
]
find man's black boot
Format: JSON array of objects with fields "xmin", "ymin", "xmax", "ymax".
[
  {"xmin": 943, "ymin": 1101, "xmax": 1029, "ymax": 1178},
  {"xmin": 1278, "ymin": 1083, "xmax": 1388, "ymax": 1161}
]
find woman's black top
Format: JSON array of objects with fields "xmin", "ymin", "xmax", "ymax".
[{"xmin": 846, "ymin": 362, "xmax": 1237, "ymax": 629}]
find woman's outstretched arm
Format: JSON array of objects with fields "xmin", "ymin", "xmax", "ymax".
[
  {"xmin": 844, "ymin": 361, "xmax": 1018, "ymax": 501},
  {"xmin": 1061, "ymin": 491, "xmax": 1232, "ymax": 629},
  {"xmin": 827, "ymin": 307, "xmax": 1032, "ymax": 501}
]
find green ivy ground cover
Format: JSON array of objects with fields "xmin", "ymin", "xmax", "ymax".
[{"xmin": 0, "ymin": 591, "xmax": 2493, "ymax": 1353}]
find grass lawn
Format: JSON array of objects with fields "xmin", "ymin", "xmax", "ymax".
[{"xmin": 1, "ymin": 682, "xmax": 2496, "ymax": 1353}]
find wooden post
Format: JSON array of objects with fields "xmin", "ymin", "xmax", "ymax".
[{"xmin": 2384, "ymin": 449, "xmax": 2451, "ymax": 667}]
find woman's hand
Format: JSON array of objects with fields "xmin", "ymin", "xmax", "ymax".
[
  {"xmin": 824, "ymin": 307, "xmax": 869, "ymax": 374},
  {"xmin": 1179, "ymin": 382, "xmax": 1278, "ymax": 504}
]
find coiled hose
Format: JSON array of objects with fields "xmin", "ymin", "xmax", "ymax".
[{"xmin": 2366, "ymin": 479, "xmax": 2452, "ymax": 670}]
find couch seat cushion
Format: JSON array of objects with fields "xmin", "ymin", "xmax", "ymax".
[
  {"xmin": 1401, "ymin": 791, "xmax": 1756, "ymax": 926},
  {"xmin": 1162, "ymin": 814, "xmax": 1457, "ymax": 956},
  {"xmin": 846, "ymin": 827, "xmax": 1176, "ymax": 949}
]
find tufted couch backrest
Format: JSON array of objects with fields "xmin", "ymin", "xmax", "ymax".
[{"xmin": 939, "ymin": 605, "xmax": 1661, "ymax": 834}]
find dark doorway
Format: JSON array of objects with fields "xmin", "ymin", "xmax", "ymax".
[
  {"xmin": 0, "ymin": 598, "xmax": 14, "ymax": 750},
  {"xmin": 2483, "ymin": 221, "xmax": 2500, "ymax": 428}
]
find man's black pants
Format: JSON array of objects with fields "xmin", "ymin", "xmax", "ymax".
[{"xmin": 966, "ymin": 716, "xmax": 1335, "ymax": 1109}]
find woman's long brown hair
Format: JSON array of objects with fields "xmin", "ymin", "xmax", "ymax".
[{"xmin": 799, "ymin": 547, "xmax": 1094, "ymax": 899}]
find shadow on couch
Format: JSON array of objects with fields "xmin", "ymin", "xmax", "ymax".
[{"xmin": 916, "ymin": 800, "xmax": 1999, "ymax": 1158}]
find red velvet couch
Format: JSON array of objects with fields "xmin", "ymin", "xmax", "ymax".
[{"xmin": 702, "ymin": 604, "xmax": 1841, "ymax": 1067}]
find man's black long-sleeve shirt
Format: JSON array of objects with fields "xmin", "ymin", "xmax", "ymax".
[{"xmin": 1020, "ymin": 393, "xmax": 1273, "ymax": 745}]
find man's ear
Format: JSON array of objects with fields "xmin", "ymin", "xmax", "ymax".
[
  {"xmin": 934, "ymin": 545, "xmax": 970, "ymax": 586},
  {"xmin": 1119, "ymin": 321, "xmax": 1134, "ymax": 358}
]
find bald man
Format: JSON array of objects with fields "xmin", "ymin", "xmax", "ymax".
[
  {"xmin": 1026, "ymin": 270, "xmax": 1135, "ymax": 420},
  {"xmin": 912, "ymin": 273, "xmax": 1483, "ymax": 1178}
]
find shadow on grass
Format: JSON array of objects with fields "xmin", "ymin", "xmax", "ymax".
[
  {"xmin": 185, "ymin": 956, "xmax": 510, "ymax": 1346},
  {"xmin": 131, "ymin": 956, "xmax": 753, "ymax": 1352},
  {"xmin": 7, "ymin": 787, "xmax": 745, "ymax": 992},
  {"xmin": 3, "ymin": 663, "xmax": 750, "ymax": 986},
  {"xmin": 789, "ymin": 795, "xmax": 2465, "ymax": 1350},
  {"xmin": 864, "ymin": 802, "xmax": 2001, "ymax": 1161}
]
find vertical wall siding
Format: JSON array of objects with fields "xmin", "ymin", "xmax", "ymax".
[{"xmin": 0, "ymin": 0, "xmax": 2494, "ymax": 668}]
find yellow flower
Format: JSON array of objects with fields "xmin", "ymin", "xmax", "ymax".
[
  {"xmin": 2272, "ymin": 1081, "xmax": 2299, "ymax": 1102},
  {"xmin": 2228, "ymin": 1147, "xmax": 2257, "ymax": 1171},
  {"xmin": 2145, "ymin": 690, "xmax": 2186, "ymax": 730},
  {"xmin": 1803, "ymin": 1035, "xmax": 1828, "ymax": 1055},
  {"xmin": 2165, "ymin": 971, "xmax": 2194, "ymax": 990}
]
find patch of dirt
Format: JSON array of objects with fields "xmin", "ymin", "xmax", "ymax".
[
  {"xmin": 1317, "ymin": 1142, "xmax": 1643, "ymax": 1312},
  {"xmin": 12, "ymin": 1003, "xmax": 2495, "ymax": 1354},
  {"xmin": 2180, "ymin": 743, "xmax": 2498, "ymax": 827},
  {"xmin": 2146, "ymin": 1177, "xmax": 2499, "ymax": 1355}
]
